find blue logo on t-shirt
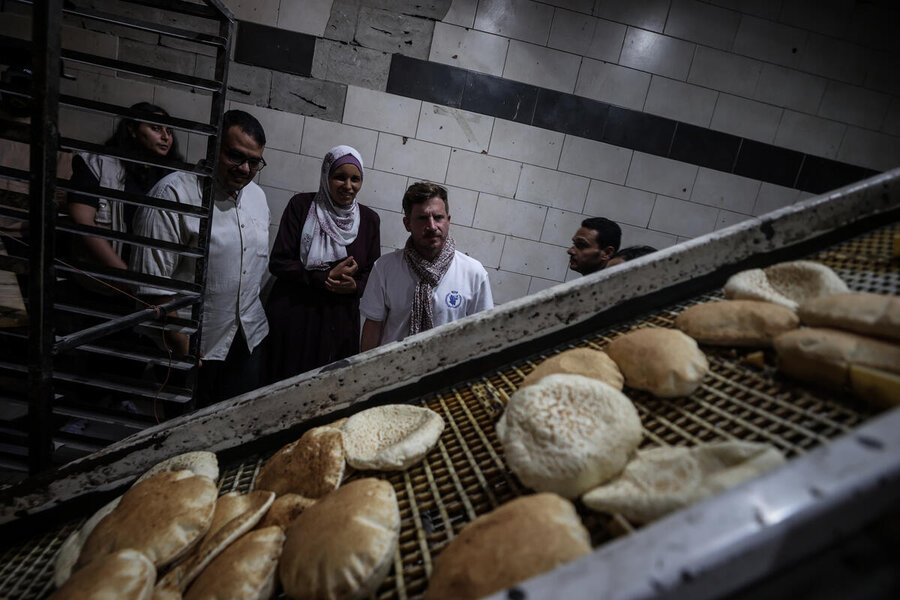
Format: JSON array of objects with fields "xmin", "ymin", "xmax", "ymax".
[{"xmin": 445, "ymin": 290, "xmax": 462, "ymax": 308}]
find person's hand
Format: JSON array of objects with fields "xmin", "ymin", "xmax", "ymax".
[
  {"xmin": 328, "ymin": 256, "xmax": 358, "ymax": 280},
  {"xmin": 325, "ymin": 273, "xmax": 357, "ymax": 295}
]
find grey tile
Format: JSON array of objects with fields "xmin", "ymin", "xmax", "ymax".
[
  {"xmin": 323, "ymin": 0, "xmax": 358, "ymax": 42},
  {"xmin": 665, "ymin": 0, "xmax": 741, "ymax": 50},
  {"xmin": 277, "ymin": 0, "xmax": 334, "ymax": 36},
  {"xmin": 575, "ymin": 59, "xmax": 651, "ymax": 111},
  {"xmin": 443, "ymin": 0, "xmax": 478, "ymax": 27},
  {"xmin": 446, "ymin": 149, "xmax": 522, "ymax": 197},
  {"xmin": 753, "ymin": 64, "xmax": 827, "ymax": 115},
  {"xmin": 354, "ymin": 6, "xmax": 435, "ymax": 60},
  {"xmin": 429, "ymin": 22, "xmax": 508, "ymax": 77},
  {"xmin": 688, "ymin": 46, "xmax": 762, "ymax": 97},
  {"xmin": 618, "ymin": 222, "xmax": 678, "ymax": 249},
  {"xmin": 710, "ymin": 93, "xmax": 783, "ymax": 144},
  {"xmin": 225, "ymin": 61, "xmax": 272, "ymax": 107},
  {"xmin": 801, "ymin": 33, "xmax": 867, "ymax": 86},
  {"xmin": 620, "ymin": 28, "xmax": 695, "ymax": 81},
  {"xmin": 883, "ymin": 97, "xmax": 900, "ymax": 137},
  {"xmin": 818, "ymin": 81, "xmax": 891, "ymax": 131},
  {"xmin": 486, "ymin": 268, "xmax": 532, "ymax": 305},
  {"xmin": 708, "ymin": 0, "xmax": 780, "ymax": 20},
  {"xmin": 474, "ymin": 0, "xmax": 554, "ymax": 45},
  {"xmin": 374, "ymin": 134, "xmax": 452, "ymax": 182},
  {"xmin": 864, "ymin": 51, "xmax": 900, "ymax": 97},
  {"xmin": 314, "ymin": 39, "xmax": 392, "ymax": 91},
  {"xmin": 540, "ymin": 207, "xmax": 588, "ymax": 247},
  {"xmin": 516, "ymin": 164, "xmax": 591, "ymax": 213},
  {"xmin": 626, "ymin": 153, "xmax": 698, "ymax": 200},
  {"xmin": 502, "ymin": 40, "xmax": 581, "ymax": 94},
  {"xmin": 837, "ymin": 127, "xmax": 900, "ymax": 172},
  {"xmin": 733, "ymin": 15, "xmax": 806, "ymax": 71},
  {"xmin": 548, "ymin": 11, "xmax": 626, "ymax": 63},
  {"xmin": 559, "ymin": 136, "xmax": 633, "ymax": 185},
  {"xmin": 644, "ymin": 76, "xmax": 717, "ymax": 128},
  {"xmin": 778, "ymin": 0, "xmax": 851, "ymax": 39},
  {"xmin": 584, "ymin": 180, "xmax": 656, "ymax": 227},
  {"xmin": 118, "ymin": 38, "xmax": 195, "ymax": 77},
  {"xmin": 648, "ymin": 195, "xmax": 719, "ymax": 238},
  {"xmin": 473, "ymin": 194, "xmax": 547, "ymax": 240},
  {"xmin": 752, "ymin": 182, "xmax": 802, "ymax": 216},
  {"xmin": 690, "ymin": 168, "xmax": 759, "ymax": 213},
  {"xmin": 774, "ymin": 111, "xmax": 846, "ymax": 159},
  {"xmin": 269, "ymin": 71, "xmax": 346, "ymax": 122},
  {"xmin": 594, "ymin": 0, "xmax": 670, "ymax": 33},
  {"xmin": 715, "ymin": 209, "xmax": 751, "ymax": 231}
]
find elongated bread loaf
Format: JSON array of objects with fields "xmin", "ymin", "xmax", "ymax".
[
  {"xmin": 798, "ymin": 292, "xmax": 900, "ymax": 342},
  {"xmin": 676, "ymin": 300, "xmax": 799, "ymax": 346}
]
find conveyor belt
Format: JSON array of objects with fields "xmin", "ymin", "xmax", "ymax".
[{"xmin": 0, "ymin": 222, "xmax": 896, "ymax": 600}]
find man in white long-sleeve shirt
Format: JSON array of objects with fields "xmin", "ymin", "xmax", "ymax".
[
  {"xmin": 131, "ymin": 110, "xmax": 270, "ymax": 406},
  {"xmin": 359, "ymin": 182, "xmax": 493, "ymax": 350}
]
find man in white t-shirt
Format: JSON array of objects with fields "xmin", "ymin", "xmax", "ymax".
[{"xmin": 360, "ymin": 182, "xmax": 493, "ymax": 350}]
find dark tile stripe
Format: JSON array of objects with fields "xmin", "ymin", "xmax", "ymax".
[
  {"xmin": 234, "ymin": 21, "xmax": 314, "ymax": 77},
  {"xmin": 384, "ymin": 56, "xmax": 879, "ymax": 195}
]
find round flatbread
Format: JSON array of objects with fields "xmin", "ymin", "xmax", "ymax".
[
  {"xmin": 520, "ymin": 348, "xmax": 624, "ymax": 389},
  {"xmin": 49, "ymin": 549, "xmax": 155, "ymax": 600},
  {"xmin": 341, "ymin": 404, "xmax": 445, "ymax": 470},
  {"xmin": 605, "ymin": 328, "xmax": 709, "ymax": 398},
  {"xmin": 675, "ymin": 300, "xmax": 799, "ymax": 346},
  {"xmin": 496, "ymin": 374, "xmax": 642, "ymax": 499},
  {"xmin": 256, "ymin": 493, "xmax": 317, "ymax": 531},
  {"xmin": 798, "ymin": 292, "xmax": 900, "ymax": 342},
  {"xmin": 136, "ymin": 451, "xmax": 219, "ymax": 485},
  {"xmin": 254, "ymin": 426, "xmax": 345, "ymax": 498},
  {"xmin": 184, "ymin": 527, "xmax": 285, "ymax": 600},
  {"xmin": 724, "ymin": 260, "xmax": 848, "ymax": 311}
]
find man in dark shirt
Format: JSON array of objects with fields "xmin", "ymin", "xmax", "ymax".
[{"xmin": 567, "ymin": 217, "xmax": 621, "ymax": 275}]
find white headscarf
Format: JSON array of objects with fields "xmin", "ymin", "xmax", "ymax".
[{"xmin": 299, "ymin": 145, "xmax": 363, "ymax": 270}]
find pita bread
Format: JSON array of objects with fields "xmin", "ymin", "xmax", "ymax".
[
  {"xmin": 520, "ymin": 348, "xmax": 624, "ymax": 389},
  {"xmin": 774, "ymin": 327, "xmax": 900, "ymax": 388},
  {"xmin": 798, "ymin": 292, "xmax": 900, "ymax": 342},
  {"xmin": 581, "ymin": 442, "xmax": 786, "ymax": 524},
  {"xmin": 49, "ymin": 549, "xmax": 155, "ymax": 600},
  {"xmin": 156, "ymin": 490, "xmax": 275, "ymax": 594},
  {"xmin": 605, "ymin": 328, "xmax": 709, "ymax": 398},
  {"xmin": 425, "ymin": 493, "xmax": 591, "ymax": 600},
  {"xmin": 77, "ymin": 471, "xmax": 217, "ymax": 570},
  {"xmin": 675, "ymin": 300, "xmax": 799, "ymax": 346},
  {"xmin": 256, "ymin": 493, "xmax": 317, "ymax": 531},
  {"xmin": 136, "ymin": 451, "xmax": 219, "ymax": 485},
  {"xmin": 254, "ymin": 426, "xmax": 345, "ymax": 498},
  {"xmin": 279, "ymin": 478, "xmax": 400, "ymax": 600},
  {"xmin": 54, "ymin": 496, "xmax": 121, "ymax": 589},
  {"xmin": 341, "ymin": 404, "xmax": 445, "ymax": 470},
  {"xmin": 724, "ymin": 260, "xmax": 848, "ymax": 311},
  {"xmin": 184, "ymin": 527, "xmax": 285, "ymax": 600},
  {"xmin": 496, "ymin": 374, "xmax": 642, "ymax": 499}
]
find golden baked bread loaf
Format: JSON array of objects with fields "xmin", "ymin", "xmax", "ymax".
[
  {"xmin": 425, "ymin": 493, "xmax": 591, "ymax": 600},
  {"xmin": 798, "ymin": 292, "xmax": 900, "ymax": 342},
  {"xmin": 581, "ymin": 441, "xmax": 786, "ymax": 524},
  {"xmin": 675, "ymin": 300, "xmax": 799, "ymax": 346},
  {"xmin": 49, "ymin": 549, "xmax": 155, "ymax": 600},
  {"xmin": 605, "ymin": 328, "xmax": 709, "ymax": 397},
  {"xmin": 279, "ymin": 478, "xmax": 400, "ymax": 600},
  {"xmin": 254, "ymin": 426, "xmax": 345, "ymax": 498},
  {"xmin": 341, "ymin": 404, "xmax": 444, "ymax": 470},
  {"xmin": 256, "ymin": 493, "xmax": 317, "ymax": 531},
  {"xmin": 184, "ymin": 526, "xmax": 285, "ymax": 600},
  {"xmin": 723, "ymin": 260, "xmax": 848, "ymax": 311},
  {"xmin": 77, "ymin": 470, "xmax": 217, "ymax": 570},
  {"xmin": 496, "ymin": 374, "xmax": 642, "ymax": 499},
  {"xmin": 774, "ymin": 327, "xmax": 900, "ymax": 388},
  {"xmin": 520, "ymin": 347, "xmax": 624, "ymax": 389},
  {"xmin": 136, "ymin": 451, "xmax": 219, "ymax": 485}
]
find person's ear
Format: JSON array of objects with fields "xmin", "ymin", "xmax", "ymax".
[
  {"xmin": 403, "ymin": 215, "xmax": 411, "ymax": 233},
  {"xmin": 600, "ymin": 246, "xmax": 616, "ymax": 260}
]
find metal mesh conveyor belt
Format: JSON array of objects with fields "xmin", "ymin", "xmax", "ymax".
[{"xmin": 1, "ymin": 222, "xmax": 897, "ymax": 599}]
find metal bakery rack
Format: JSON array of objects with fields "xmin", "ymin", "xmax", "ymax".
[{"xmin": 1, "ymin": 168, "xmax": 899, "ymax": 599}]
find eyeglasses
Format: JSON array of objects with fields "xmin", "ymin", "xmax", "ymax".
[{"xmin": 222, "ymin": 149, "xmax": 267, "ymax": 171}]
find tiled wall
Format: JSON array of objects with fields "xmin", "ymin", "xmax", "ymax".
[{"xmin": 3, "ymin": 0, "xmax": 899, "ymax": 304}]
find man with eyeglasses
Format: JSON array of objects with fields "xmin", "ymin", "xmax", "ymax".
[{"xmin": 131, "ymin": 110, "xmax": 271, "ymax": 407}]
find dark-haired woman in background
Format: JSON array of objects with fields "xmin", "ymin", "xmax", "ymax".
[
  {"xmin": 265, "ymin": 145, "xmax": 380, "ymax": 382},
  {"xmin": 67, "ymin": 101, "xmax": 182, "ymax": 272}
]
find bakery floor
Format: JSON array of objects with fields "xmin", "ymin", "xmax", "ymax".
[{"xmin": 1, "ymin": 223, "xmax": 898, "ymax": 599}]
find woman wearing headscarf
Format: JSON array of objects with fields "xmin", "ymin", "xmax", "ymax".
[{"xmin": 265, "ymin": 145, "xmax": 380, "ymax": 381}]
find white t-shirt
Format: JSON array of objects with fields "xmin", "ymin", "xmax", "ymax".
[{"xmin": 360, "ymin": 249, "xmax": 493, "ymax": 346}]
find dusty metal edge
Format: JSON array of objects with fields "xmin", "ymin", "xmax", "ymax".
[
  {"xmin": 2, "ymin": 168, "xmax": 898, "ymax": 525},
  {"xmin": 484, "ymin": 405, "xmax": 900, "ymax": 600}
]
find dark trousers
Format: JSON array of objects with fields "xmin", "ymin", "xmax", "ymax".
[{"xmin": 196, "ymin": 329, "xmax": 265, "ymax": 408}]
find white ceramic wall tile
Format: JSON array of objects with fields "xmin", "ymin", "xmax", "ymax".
[
  {"xmin": 664, "ymin": 0, "xmax": 741, "ymax": 50},
  {"xmin": 416, "ymin": 103, "xmax": 494, "ymax": 153},
  {"xmin": 61, "ymin": 25, "xmax": 117, "ymax": 59},
  {"xmin": 752, "ymin": 182, "xmax": 802, "ymax": 216},
  {"xmin": 710, "ymin": 94, "xmax": 783, "ymax": 144},
  {"xmin": 753, "ymin": 64, "xmax": 827, "ymax": 115},
  {"xmin": 374, "ymin": 134, "xmax": 451, "ymax": 182},
  {"xmin": 715, "ymin": 209, "xmax": 751, "ymax": 231},
  {"xmin": 58, "ymin": 107, "xmax": 114, "ymax": 144},
  {"xmin": 429, "ymin": 22, "xmax": 508, "ymax": 77},
  {"xmin": 539, "ymin": 208, "xmax": 586, "ymax": 247},
  {"xmin": 488, "ymin": 120, "xmax": 564, "ymax": 169},
  {"xmin": 575, "ymin": 59, "xmax": 651, "ymax": 111},
  {"xmin": 277, "ymin": 0, "xmax": 333, "ymax": 36},
  {"xmin": 778, "ymin": 0, "xmax": 848, "ymax": 39},
  {"xmin": 299, "ymin": 118, "xmax": 379, "ymax": 168},
  {"xmin": 153, "ymin": 86, "xmax": 211, "ymax": 123},
  {"xmin": 229, "ymin": 101, "xmax": 304, "ymax": 153},
  {"xmin": 223, "ymin": 0, "xmax": 279, "ymax": 27},
  {"xmin": 837, "ymin": 127, "xmax": 900, "ymax": 172},
  {"xmin": 558, "ymin": 136, "xmax": 632, "ymax": 185},
  {"xmin": 593, "ymin": 0, "xmax": 670, "ymax": 33},
  {"xmin": 258, "ymin": 150, "xmax": 319, "ymax": 193},
  {"xmin": 584, "ymin": 180, "xmax": 655, "ymax": 227},
  {"xmin": 370, "ymin": 207, "xmax": 410, "ymax": 250},
  {"xmin": 732, "ymin": 15, "xmax": 806, "ymax": 71},
  {"xmin": 774, "ymin": 111, "xmax": 845, "ymax": 159},
  {"xmin": 617, "ymin": 223, "xmax": 678, "ymax": 250},
  {"xmin": 584, "ymin": 18, "xmax": 628, "ymax": 63},
  {"xmin": 619, "ymin": 28, "xmax": 695, "ymax": 81},
  {"xmin": 547, "ymin": 11, "xmax": 626, "ymax": 62},
  {"xmin": 644, "ymin": 76, "xmax": 717, "ymax": 128},
  {"xmin": 528, "ymin": 276, "xmax": 559, "ymax": 295},
  {"xmin": 502, "ymin": 40, "xmax": 581, "ymax": 94},
  {"xmin": 451, "ymin": 224, "xmax": 505, "ymax": 268},
  {"xmin": 564, "ymin": 268, "xmax": 581, "ymax": 283},
  {"xmin": 708, "ymin": 0, "xmax": 780, "ymax": 20},
  {"xmin": 445, "ymin": 185, "xmax": 478, "ymax": 227},
  {"xmin": 818, "ymin": 82, "xmax": 891, "ymax": 131},
  {"xmin": 474, "ymin": 0, "xmax": 554, "ymax": 45},
  {"xmin": 343, "ymin": 86, "xmax": 420, "ymax": 138},
  {"xmin": 473, "ymin": 194, "xmax": 547, "ymax": 240},
  {"xmin": 75, "ymin": 71, "xmax": 157, "ymax": 112},
  {"xmin": 648, "ymin": 196, "xmax": 719, "ymax": 238},
  {"xmin": 486, "ymin": 267, "xmax": 532, "ymax": 305},
  {"xmin": 883, "ymin": 98, "xmax": 900, "ymax": 137},
  {"xmin": 499, "ymin": 236, "xmax": 568, "ymax": 281},
  {"xmin": 801, "ymin": 33, "xmax": 866, "ymax": 86},
  {"xmin": 542, "ymin": 0, "xmax": 594, "ymax": 12},
  {"xmin": 445, "ymin": 149, "xmax": 521, "ymax": 197},
  {"xmin": 690, "ymin": 168, "xmax": 760, "ymax": 214},
  {"xmin": 185, "ymin": 132, "xmax": 209, "ymax": 165},
  {"xmin": 688, "ymin": 46, "xmax": 762, "ymax": 98},
  {"xmin": 260, "ymin": 185, "xmax": 295, "ymax": 227},
  {"xmin": 516, "ymin": 164, "xmax": 590, "ymax": 213},
  {"xmin": 358, "ymin": 169, "xmax": 408, "ymax": 213},
  {"xmin": 626, "ymin": 153, "xmax": 698, "ymax": 200},
  {"xmin": 443, "ymin": 0, "xmax": 478, "ymax": 27},
  {"xmin": 864, "ymin": 53, "xmax": 900, "ymax": 98}
]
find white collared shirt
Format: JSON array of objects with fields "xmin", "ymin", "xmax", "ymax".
[{"xmin": 130, "ymin": 171, "xmax": 270, "ymax": 360}]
